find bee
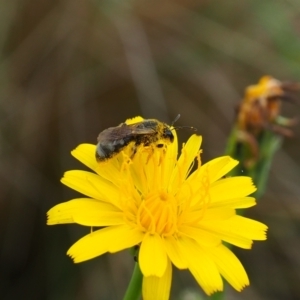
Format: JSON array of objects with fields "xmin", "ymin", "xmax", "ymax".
[{"xmin": 96, "ymin": 118, "xmax": 175, "ymax": 162}]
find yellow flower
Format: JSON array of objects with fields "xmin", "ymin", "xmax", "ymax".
[{"xmin": 47, "ymin": 117, "xmax": 267, "ymax": 299}]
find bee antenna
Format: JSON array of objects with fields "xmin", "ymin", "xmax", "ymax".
[
  {"xmin": 171, "ymin": 114, "xmax": 197, "ymax": 132},
  {"xmin": 175, "ymin": 126, "xmax": 197, "ymax": 132},
  {"xmin": 171, "ymin": 114, "xmax": 181, "ymax": 126}
]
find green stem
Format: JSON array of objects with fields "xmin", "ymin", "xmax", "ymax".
[
  {"xmin": 209, "ymin": 291, "xmax": 224, "ymax": 300},
  {"xmin": 123, "ymin": 261, "xmax": 143, "ymax": 300},
  {"xmin": 254, "ymin": 132, "xmax": 282, "ymax": 198},
  {"xmin": 217, "ymin": 128, "xmax": 281, "ymax": 300}
]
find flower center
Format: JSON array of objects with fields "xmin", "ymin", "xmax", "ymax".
[{"xmin": 137, "ymin": 190, "xmax": 177, "ymax": 236}]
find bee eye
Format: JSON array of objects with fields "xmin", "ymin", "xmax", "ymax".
[
  {"xmin": 163, "ymin": 128, "xmax": 174, "ymax": 142},
  {"xmin": 157, "ymin": 144, "xmax": 164, "ymax": 148}
]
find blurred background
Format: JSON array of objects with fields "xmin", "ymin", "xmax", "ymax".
[{"xmin": 1, "ymin": 0, "xmax": 300, "ymax": 299}]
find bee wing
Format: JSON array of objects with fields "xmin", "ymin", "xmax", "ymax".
[
  {"xmin": 131, "ymin": 127, "xmax": 156, "ymax": 135},
  {"xmin": 97, "ymin": 122, "xmax": 156, "ymax": 144},
  {"xmin": 97, "ymin": 126, "xmax": 131, "ymax": 142}
]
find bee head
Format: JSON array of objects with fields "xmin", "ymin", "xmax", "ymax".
[{"xmin": 162, "ymin": 126, "xmax": 174, "ymax": 143}]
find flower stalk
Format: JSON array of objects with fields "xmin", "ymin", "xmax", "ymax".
[
  {"xmin": 226, "ymin": 126, "xmax": 282, "ymax": 199},
  {"xmin": 123, "ymin": 251, "xmax": 142, "ymax": 300}
]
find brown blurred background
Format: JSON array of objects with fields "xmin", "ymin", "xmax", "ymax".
[{"xmin": 1, "ymin": 0, "xmax": 300, "ymax": 299}]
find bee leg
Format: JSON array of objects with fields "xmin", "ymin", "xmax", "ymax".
[
  {"xmin": 156, "ymin": 143, "xmax": 166, "ymax": 165},
  {"xmin": 139, "ymin": 144, "xmax": 156, "ymax": 164},
  {"xmin": 130, "ymin": 145, "xmax": 138, "ymax": 160},
  {"xmin": 145, "ymin": 146, "xmax": 154, "ymax": 164},
  {"xmin": 161, "ymin": 145, "xmax": 168, "ymax": 165}
]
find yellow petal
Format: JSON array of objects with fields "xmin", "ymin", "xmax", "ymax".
[
  {"xmin": 178, "ymin": 236, "xmax": 223, "ymax": 295},
  {"xmin": 136, "ymin": 150, "xmax": 163, "ymax": 193},
  {"xmin": 61, "ymin": 170, "xmax": 121, "ymax": 209},
  {"xmin": 47, "ymin": 198, "xmax": 123, "ymax": 226},
  {"xmin": 143, "ymin": 259, "xmax": 172, "ymax": 300},
  {"xmin": 210, "ymin": 176, "xmax": 256, "ymax": 201},
  {"xmin": 202, "ymin": 156, "xmax": 239, "ymax": 183},
  {"xmin": 129, "ymin": 154, "xmax": 149, "ymax": 195},
  {"xmin": 226, "ymin": 215, "xmax": 268, "ymax": 241},
  {"xmin": 169, "ymin": 134, "xmax": 202, "ymax": 193},
  {"xmin": 179, "ymin": 225, "xmax": 220, "ymax": 247},
  {"xmin": 94, "ymin": 158, "xmax": 123, "ymax": 187},
  {"xmin": 139, "ymin": 233, "xmax": 168, "ymax": 277},
  {"xmin": 129, "ymin": 122, "xmax": 178, "ymax": 193},
  {"xmin": 186, "ymin": 155, "xmax": 238, "ymax": 185},
  {"xmin": 208, "ymin": 244, "xmax": 249, "ymax": 291},
  {"xmin": 199, "ymin": 222, "xmax": 252, "ymax": 249},
  {"xmin": 108, "ymin": 226, "xmax": 144, "ymax": 253},
  {"xmin": 162, "ymin": 236, "xmax": 188, "ymax": 269},
  {"xmin": 209, "ymin": 197, "xmax": 256, "ymax": 209},
  {"xmin": 68, "ymin": 225, "xmax": 143, "ymax": 263},
  {"xmin": 71, "ymin": 143, "xmax": 125, "ymax": 186},
  {"xmin": 189, "ymin": 207, "xmax": 236, "ymax": 222},
  {"xmin": 161, "ymin": 127, "xmax": 178, "ymax": 188},
  {"xmin": 200, "ymin": 215, "xmax": 267, "ymax": 249},
  {"xmin": 201, "ymin": 228, "xmax": 253, "ymax": 249},
  {"xmin": 71, "ymin": 144, "xmax": 98, "ymax": 172}
]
